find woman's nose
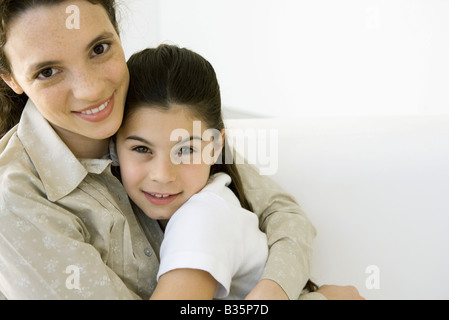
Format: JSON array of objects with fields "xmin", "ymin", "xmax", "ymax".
[{"xmin": 71, "ymin": 67, "xmax": 106, "ymax": 102}]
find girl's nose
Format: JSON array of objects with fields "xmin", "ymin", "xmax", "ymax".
[{"xmin": 149, "ymin": 157, "xmax": 176, "ymax": 184}]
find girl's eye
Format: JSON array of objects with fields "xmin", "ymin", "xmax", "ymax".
[
  {"xmin": 178, "ymin": 146, "xmax": 195, "ymax": 157},
  {"xmin": 92, "ymin": 43, "xmax": 110, "ymax": 57},
  {"xmin": 36, "ymin": 68, "xmax": 59, "ymax": 80},
  {"xmin": 132, "ymin": 146, "xmax": 152, "ymax": 154}
]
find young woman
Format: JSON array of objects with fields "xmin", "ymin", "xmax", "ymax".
[{"xmin": 0, "ymin": 0, "xmax": 316, "ymax": 299}]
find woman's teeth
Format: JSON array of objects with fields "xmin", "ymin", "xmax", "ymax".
[{"xmin": 81, "ymin": 100, "xmax": 110, "ymax": 115}]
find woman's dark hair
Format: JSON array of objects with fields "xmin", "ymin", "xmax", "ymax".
[
  {"xmin": 0, "ymin": 0, "xmax": 119, "ymax": 138},
  {"xmin": 125, "ymin": 44, "xmax": 319, "ymax": 294}
]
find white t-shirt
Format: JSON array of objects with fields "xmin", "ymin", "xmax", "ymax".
[{"xmin": 157, "ymin": 173, "xmax": 268, "ymax": 300}]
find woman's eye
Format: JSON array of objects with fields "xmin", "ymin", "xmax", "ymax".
[
  {"xmin": 92, "ymin": 43, "xmax": 110, "ymax": 57},
  {"xmin": 36, "ymin": 68, "xmax": 58, "ymax": 80}
]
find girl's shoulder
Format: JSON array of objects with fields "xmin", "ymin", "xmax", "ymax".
[{"xmin": 202, "ymin": 173, "xmax": 241, "ymax": 207}]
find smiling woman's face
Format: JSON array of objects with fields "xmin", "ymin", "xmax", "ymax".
[{"xmin": 1, "ymin": 0, "xmax": 129, "ymax": 153}]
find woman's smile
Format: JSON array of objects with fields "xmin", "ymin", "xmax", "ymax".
[{"xmin": 74, "ymin": 94, "xmax": 115, "ymax": 123}]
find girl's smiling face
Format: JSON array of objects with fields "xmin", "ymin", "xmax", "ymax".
[{"xmin": 116, "ymin": 105, "xmax": 224, "ymax": 223}]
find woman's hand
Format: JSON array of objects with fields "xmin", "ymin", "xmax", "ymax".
[
  {"xmin": 316, "ymin": 285, "xmax": 365, "ymax": 300},
  {"xmin": 245, "ymin": 279, "xmax": 289, "ymax": 300}
]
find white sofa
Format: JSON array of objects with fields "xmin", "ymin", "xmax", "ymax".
[{"xmin": 225, "ymin": 115, "xmax": 449, "ymax": 300}]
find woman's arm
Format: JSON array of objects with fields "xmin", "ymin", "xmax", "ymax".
[
  {"xmin": 0, "ymin": 158, "xmax": 155, "ymax": 300},
  {"xmin": 245, "ymin": 279, "xmax": 289, "ymax": 300},
  {"xmin": 238, "ymin": 163, "xmax": 317, "ymax": 300},
  {"xmin": 150, "ymin": 269, "xmax": 217, "ymax": 300},
  {"xmin": 0, "ymin": 192, "xmax": 144, "ymax": 300}
]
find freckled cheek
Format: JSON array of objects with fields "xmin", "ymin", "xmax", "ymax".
[
  {"xmin": 30, "ymin": 86, "xmax": 69, "ymax": 117},
  {"xmin": 106, "ymin": 57, "xmax": 129, "ymax": 88},
  {"xmin": 116, "ymin": 67, "xmax": 129, "ymax": 89}
]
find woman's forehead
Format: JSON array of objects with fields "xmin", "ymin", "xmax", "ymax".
[{"xmin": 4, "ymin": 1, "xmax": 116, "ymax": 73}]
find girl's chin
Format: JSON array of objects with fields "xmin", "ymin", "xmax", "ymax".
[{"xmin": 142, "ymin": 205, "xmax": 180, "ymax": 222}]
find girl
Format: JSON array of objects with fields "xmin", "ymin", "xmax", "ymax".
[
  {"xmin": 116, "ymin": 44, "xmax": 324, "ymax": 299},
  {"xmin": 115, "ymin": 44, "xmax": 272, "ymax": 299},
  {"xmin": 0, "ymin": 0, "xmax": 319, "ymax": 299}
]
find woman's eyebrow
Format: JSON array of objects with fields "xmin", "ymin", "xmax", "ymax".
[
  {"xmin": 27, "ymin": 60, "xmax": 62, "ymax": 77},
  {"xmin": 27, "ymin": 32, "xmax": 115, "ymax": 77},
  {"xmin": 85, "ymin": 31, "xmax": 115, "ymax": 51}
]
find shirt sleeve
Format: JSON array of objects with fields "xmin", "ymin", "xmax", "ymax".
[
  {"xmin": 237, "ymin": 163, "xmax": 317, "ymax": 300},
  {"xmin": 157, "ymin": 192, "xmax": 238, "ymax": 299},
  {"xmin": 0, "ymin": 180, "xmax": 140, "ymax": 300}
]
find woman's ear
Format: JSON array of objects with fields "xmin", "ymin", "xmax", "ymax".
[{"xmin": 1, "ymin": 74, "xmax": 24, "ymax": 95}]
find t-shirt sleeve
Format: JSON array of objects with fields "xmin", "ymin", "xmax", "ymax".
[{"xmin": 157, "ymin": 191, "xmax": 238, "ymax": 299}]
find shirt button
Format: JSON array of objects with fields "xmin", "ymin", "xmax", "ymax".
[{"xmin": 144, "ymin": 248, "xmax": 152, "ymax": 257}]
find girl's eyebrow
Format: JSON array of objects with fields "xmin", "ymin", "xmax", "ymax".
[
  {"xmin": 178, "ymin": 136, "xmax": 203, "ymax": 144},
  {"xmin": 126, "ymin": 135, "xmax": 154, "ymax": 146},
  {"xmin": 125, "ymin": 136, "xmax": 203, "ymax": 146},
  {"xmin": 126, "ymin": 135, "xmax": 203, "ymax": 146}
]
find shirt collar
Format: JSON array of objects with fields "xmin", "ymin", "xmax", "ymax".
[
  {"xmin": 18, "ymin": 100, "xmax": 112, "ymax": 202},
  {"xmin": 108, "ymin": 139, "xmax": 120, "ymax": 167}
]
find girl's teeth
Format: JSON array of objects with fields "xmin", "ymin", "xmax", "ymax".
[
  {"xmin": 151, "ymin": 194, "xmax": 171, "ymax": 198},
  {"xmin": 81, "ymin": 100, "xmax": 109, "ymax": 115}
]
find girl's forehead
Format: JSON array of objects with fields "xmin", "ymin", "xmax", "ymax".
[
  {"xmin": 122, "ymin": 105, "xmax": 208, "ymax": 135},
  {"xmin": 127, "ymin": 104, "xmax": 201, "ymax": 124}
]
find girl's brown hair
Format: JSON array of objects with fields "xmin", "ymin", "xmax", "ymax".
[
  {"xmin": 0, "ymin": 0, "xmax": 119, "ymax": 138},
  {"xmin": 125, "ymin": 44, "xmax": 252, "ymax": 211}
]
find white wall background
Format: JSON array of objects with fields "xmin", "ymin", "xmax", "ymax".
[{"xmin": 120, "ymin": 0, "xmax": 449, "ymax": 118}]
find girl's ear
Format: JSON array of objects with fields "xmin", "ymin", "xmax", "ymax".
[{"xmin": 1, "ymin": 74, "xmax": 24, "ymax": 95}]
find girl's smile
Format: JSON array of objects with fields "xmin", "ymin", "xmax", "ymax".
[{"xmin": 143, "ymin": 192, "xmax": 182, "ymax": 206}]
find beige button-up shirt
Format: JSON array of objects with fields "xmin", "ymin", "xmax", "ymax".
[{"xmin": 0, "ymin": 101, "xmax": 317, "ymax": 300}]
